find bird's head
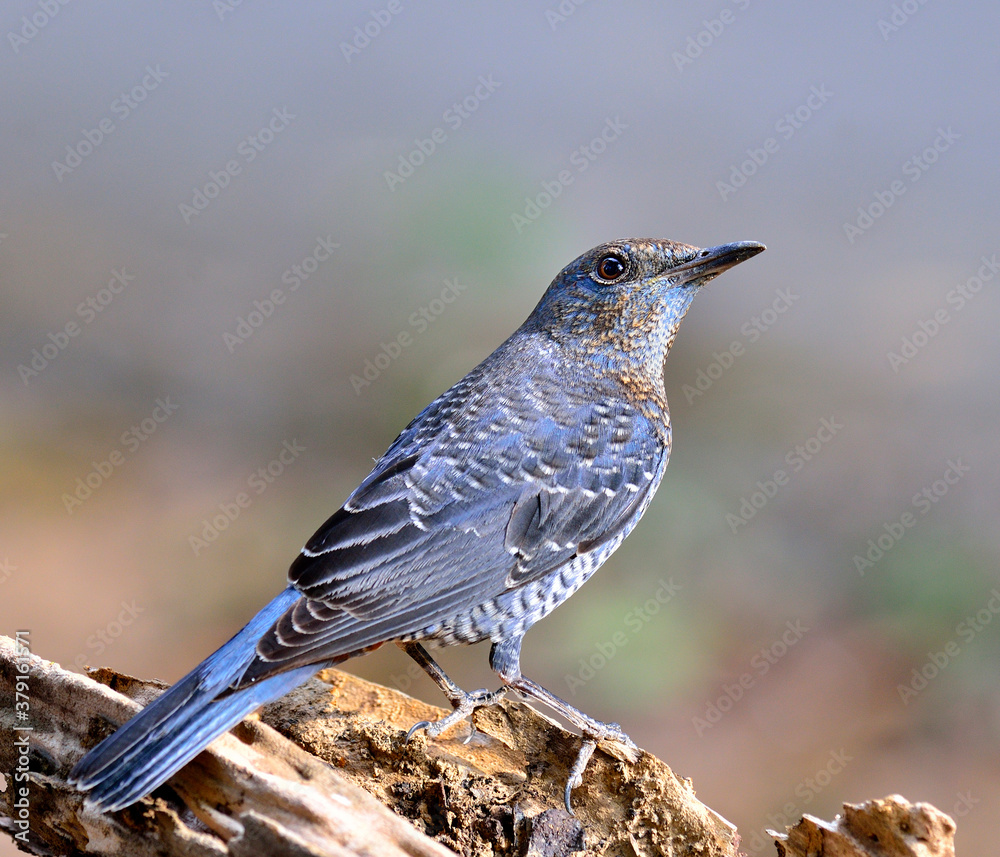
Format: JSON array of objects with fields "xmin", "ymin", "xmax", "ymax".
[{"xmin": 527, "ymin": 238, "xmax": 765, "ymax": 379}]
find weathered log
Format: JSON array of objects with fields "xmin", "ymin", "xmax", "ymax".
[
  {"xmin": 0, "ymin": 635, "xmax": 957, "ymax": 856},
  {"xmin": 770, "ymin": 794, "xmax": 956, "ymax": 857}
]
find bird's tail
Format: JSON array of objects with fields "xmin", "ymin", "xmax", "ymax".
[{"xmin": 69, "ymin": 587, "xmax": 320, "ymax": 812}]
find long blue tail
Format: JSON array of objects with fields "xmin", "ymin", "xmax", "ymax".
[{"xmin": 69, "ymin": 588, "xmax": 320, "ymax": 811}]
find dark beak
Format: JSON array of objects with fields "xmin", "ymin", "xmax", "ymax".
[{"xmin": 668, "ymin": 241, "xmax": 766, "ymax": 285}]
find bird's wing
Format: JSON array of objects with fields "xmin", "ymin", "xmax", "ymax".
[{"xmin": 244, "ymin": 359, "xmax": 667, "ymax": 679}]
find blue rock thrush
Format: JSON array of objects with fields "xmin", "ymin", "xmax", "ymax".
[{"xmin": 70, "ymin": 237, "xmax": 764, "ymax": 813}]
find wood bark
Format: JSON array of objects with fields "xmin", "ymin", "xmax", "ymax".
[
  {"xmin": 770, "ymin": 795, "xmax": 957, "ymax": 857},
  {"xmin": 0, "ymin": 636, "xmax": 958, "ymax": 856}
]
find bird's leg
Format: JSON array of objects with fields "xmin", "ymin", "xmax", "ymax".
[
  {"xmin": 489, "ymin": 636, "xmax": 638, "ymax": 814},
  {"xmin": 397, "ymin": 641, "xmax": 506, "ymax": 744}
]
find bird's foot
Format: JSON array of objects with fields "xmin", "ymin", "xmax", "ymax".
[
  {"xmin": 406, "ymin": 686, "xmax": 507, "ymax": 744},
  {"xmin": 564, "ymin": 721, "xmax": 638, "ymax": 814}
]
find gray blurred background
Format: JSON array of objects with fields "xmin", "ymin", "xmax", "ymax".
[{"xmin": 2, "ymin": 1, "xmax": 998, "ymax": 853}]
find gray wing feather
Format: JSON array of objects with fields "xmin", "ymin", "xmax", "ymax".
[{"xmin": 243, "ymin": 349, "xmax": 667, "ymax": 682}]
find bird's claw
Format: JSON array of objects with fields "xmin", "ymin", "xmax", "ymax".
[
  {"xmin": 564, "ymin": 739, "xmax": 597, "ymax": 814},
  {"xmin": 405, "ymin": 686, "xmax": 506, "ymax": 743},
  {"xmin": 405, "ymin": 719, "xmax": 432, "ymax": 741},
  {"xmin": 562, "ymin": 723, "xmax": 637, "ymax": 815}
]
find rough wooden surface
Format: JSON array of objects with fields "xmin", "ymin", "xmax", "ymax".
[
  {"xmin": 769, "ymin": 795, "xmax": 957, "ymax": 857},
  {"xmin": 0, "ymin": 634, "xmax": 740, "ymax": 856},
  {"xmin": 0, "ymin": 635, "xmax": 455, "ymax": 857},
  {"xmin": 0, "ymin": 635, "xmax": 960, "ymax": 857},
  {"xmin": 258, "ymin": 669, "xmax": 739, "ymax": 856}
]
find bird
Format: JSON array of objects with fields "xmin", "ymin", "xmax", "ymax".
[{"xmin": 70, "ymin": 237, "xmax": 764, "ymax": 814}]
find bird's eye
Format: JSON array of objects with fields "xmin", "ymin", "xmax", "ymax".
[{"xmin": 595, "ymin": 254, "xmax": 628, "ymax": 282}]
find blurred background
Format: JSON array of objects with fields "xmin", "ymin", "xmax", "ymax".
[{"xmin": 2, "ymin": 1, "xmax": 998, "ymax": 853}]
